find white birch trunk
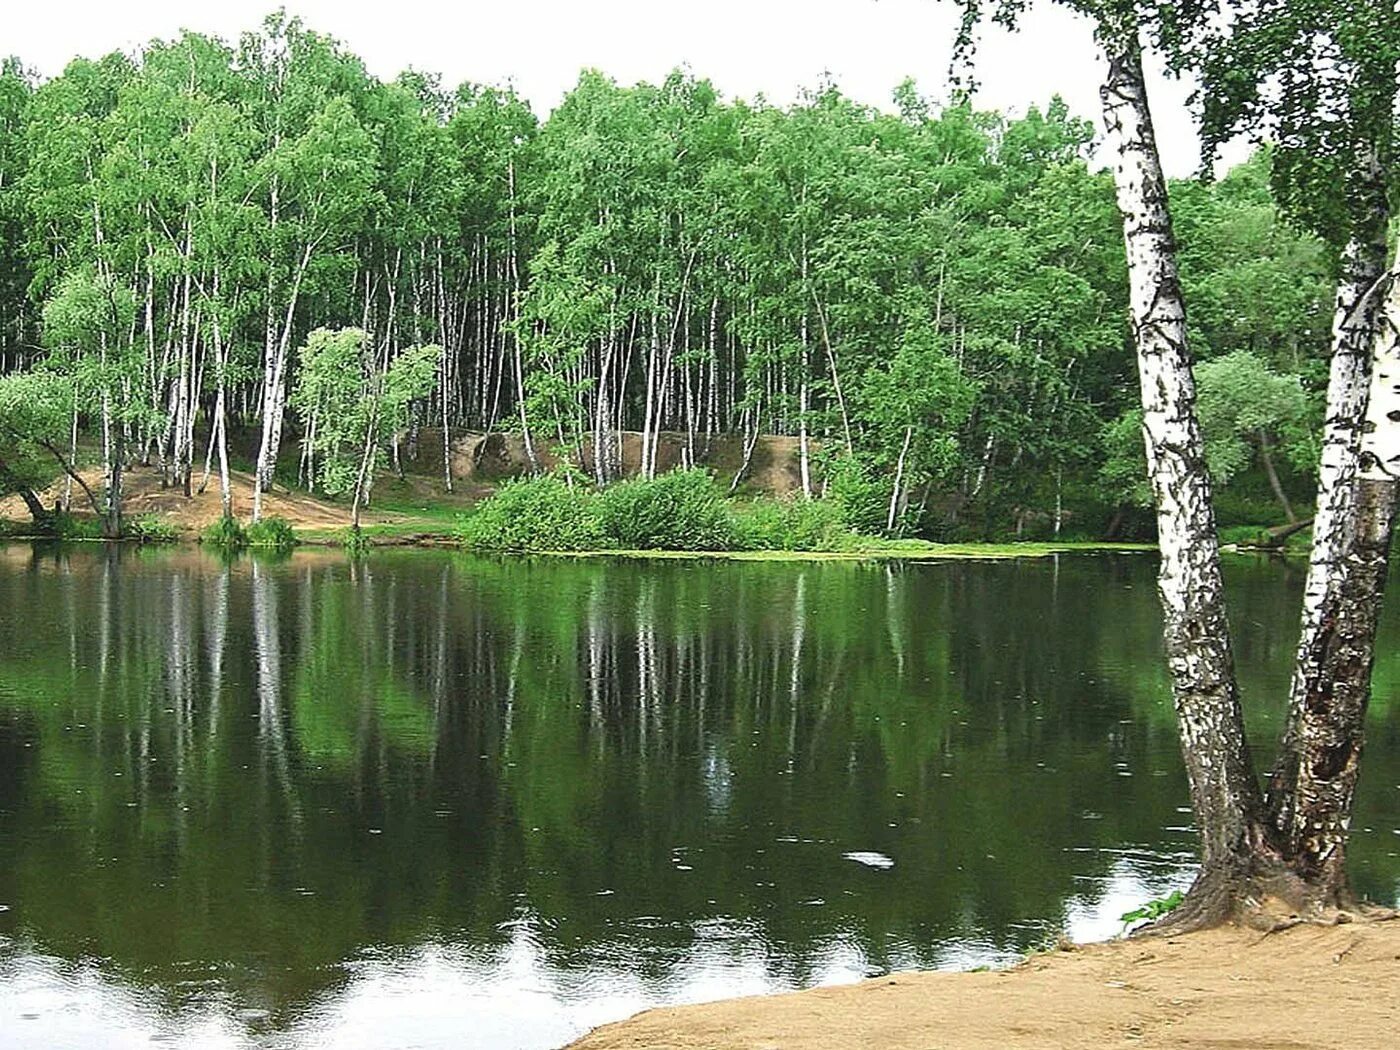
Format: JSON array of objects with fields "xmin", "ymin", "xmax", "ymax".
[{"xmin": 1099, "ymin": 32, "xmax": 1261, "ymax": 879}]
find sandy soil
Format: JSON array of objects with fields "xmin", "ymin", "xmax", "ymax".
[
  {"xmin": 568, "ymin": 920, "xmax": 1400, "ymax": 1050},
  {"xmin": 0, "ymin": 466, "xmax": 449, "ymax": 532},
  {"xmin": 0, "ymin": 429, "xmax": 811, "ymax": 533}
]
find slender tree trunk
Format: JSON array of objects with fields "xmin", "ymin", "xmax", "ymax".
[
  {"xmin": 62, "ymin": 391, "xmax": 77, "ymax": 512},
  {"xmin": 1099, "ymin": 33, "xmax": 1263, "ymax": 913},
  {"xmin": 1054, "ymin": 468, "xmax": 1064, "ymax": 538},
  {"xmin": 888, "ymin": 424, "xmax": 913, "ymax": 533},
  {"xmin": 1257, "ymin": 430, "xmax": 1297, "ymax": 523},
  {"xmin": 253, "ymin": 242, "xmax": 312, "ymax": 521}
]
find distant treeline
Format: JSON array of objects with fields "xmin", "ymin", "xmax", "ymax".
[{"xmin": 0, "ymin": 13, "xmax": 1331, "ymax": 539}]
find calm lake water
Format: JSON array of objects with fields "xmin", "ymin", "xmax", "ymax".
[{"xmin": 0, "ymin": 546, "xmax": 1397, "ymax": 1049}]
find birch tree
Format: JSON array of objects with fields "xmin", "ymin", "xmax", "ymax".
[
  {"xmin": 950, "ymin": 0, "xmax": 1395, "ymax": 927},
  {"xmin": 1182, "ymin": 0, "xmax": 1400, "ymax": 906}
]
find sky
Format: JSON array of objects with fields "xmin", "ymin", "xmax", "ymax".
[{"xmin": 6, "ymin": 0, "xmax": 1245, "ymax": 177}]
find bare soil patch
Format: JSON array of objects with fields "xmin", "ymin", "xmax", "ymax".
[
  {"xmin": 0, "ymin": 466, "xmax": 469, "ymax": 533},
  {"xmin": 568, "ymin": 920, "xmax": 1400, "ymax": 1050}
]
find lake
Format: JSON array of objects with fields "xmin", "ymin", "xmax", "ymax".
[{"xmin": 0, "ymin": 546, "xmax": 1397, "ymax": 1049}]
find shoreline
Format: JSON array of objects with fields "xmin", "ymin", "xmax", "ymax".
[
  {"xmin": 0, "ymin": 531, "xmax": 1158, "ymax": 561},
  {"xmin": 565, "ymin": 919, "xmax": 1400, "ymax": 1050}
]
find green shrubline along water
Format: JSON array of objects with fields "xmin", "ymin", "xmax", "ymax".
[{"xmin": 0, "ymin": 547, "xmax": 1396, "ymax": 1049}]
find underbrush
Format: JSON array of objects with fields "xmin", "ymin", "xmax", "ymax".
[
  {"xmin": 202, "ymin": 515, "xmax": 248, "ymax": 549},
  {"xmin": 597, "ymin": 470, "xmax": 736, "ymax": 550},
  {"xmin": 50, "ymin": 511, "xmax": 104, "ymax": 540},
  {"xmin": 456, "ymin": 469, "xmax": 864, "ymax": 553},
  {"xmin": 731, "ymin": 497, "xmax": 858, "ymax": 552},
  {"xmin": 343, "ymin": 526, "xmax": 371, "ymax": 557},
  {"xmin": 456, "ymin": 472, "xmax": 607, "ymax": 552},
  {"xmin": 246, "ymin": 515, "xmax": 297, "ymax": 549},
  {"xmin": 201, "ymin": 514, "xmax": 297, "ymax": 550},
  {"xmin": 124, "ymin": 515, "xmax": 180, "ymax": 544}
]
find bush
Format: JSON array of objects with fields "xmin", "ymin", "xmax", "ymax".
[
  {"xmin": 457, "ymin": 468, "xmax": 883, "ymax": 554},
  {"xmin": 595, "ymin": 469, "xmax": 735, "ymax": 551},
  {"xmin": 823, "ymin": 457, "xmax": 890, "ymax": 535},
  {"xmin": 202, "ymin": 515, "xmax": 248, "ymax": 549},
  {"xmin": 124, "ymin": 514, "xmax": 179, "ymax": 544},
  {"xmin": 246, "ymin": 515, "xmax": 297, "ymax": 549},
  {"xmin": 343, "ymin": 526, "xmax": 370, "ymax": 557},
  {"xmin": 732, "ymin": 497, "xmax": 856, "ymax": 552},
  {"xmin": 456, "ymin": 474, "xmax": 607, "ymax": 552},
  {"xmin": 48, "ymin": 511, "xmax": 103, "ymax": 540}
]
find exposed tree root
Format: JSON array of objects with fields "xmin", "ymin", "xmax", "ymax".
[{"xmin": 1135, "ymin": 858, "xmax": 1398, "ymax": 938}]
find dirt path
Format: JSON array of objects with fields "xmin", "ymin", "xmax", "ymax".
[{"xmin": 568, "ymin": 920, "xmax": 1400, "ymax": 1050}]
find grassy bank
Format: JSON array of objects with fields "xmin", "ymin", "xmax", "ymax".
[{"xmin": 2, "ymin": 465, "xmax": 1164, "ymax": 559}]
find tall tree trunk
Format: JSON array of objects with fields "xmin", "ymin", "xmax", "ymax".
[
  {"xmin": 888, "ymin": 424, "xmax": 913, "ymax": 533},
  {"xmin": 1099, "ymin": 32, "xmax": 1263, "ymax": 915},
  {"xmin": 1265, "ymin": 171, "xmax": 1391, "ymax": 888},
  {"xmin": 1267, "ymin": 242, "xmax": 1400, "ymax": 895}
]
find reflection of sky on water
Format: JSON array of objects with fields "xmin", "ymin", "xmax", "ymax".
[{"xmin": 1, "ymin": 846, "xmax": 1198, "ymax": 1050}]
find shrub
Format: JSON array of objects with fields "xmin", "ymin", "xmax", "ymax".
[
  {"xmin": 202, "ymin": 515, "xmax": 248, "ymax": 549},
  {"xmin": 595, "ymin": 469, "xmax": 735, "ymax": 551},
  {"xmin": 343, "ymin": 526, "xmax": 370, "ymax": 557},
  {"xmin": 823, "ymin": 457, "xmax": 890, "ymax": 535},
  {"xmin": 48, "ymin": 511, "xmax": 103, "ymax": 540},
  {"xmin": 456, "ymin": 474, "xmax": 606, "ymax": 552},
  {"xmin": 246, "ymin": 515, "xmax": 297, "ymax": 549},
  {"xmin": 124, "ymin": 514, "xmax": 179, "ymax": 544},
  {"xmin": 732, "ymin": 497, "xmax": 856, "ymax": 552}
]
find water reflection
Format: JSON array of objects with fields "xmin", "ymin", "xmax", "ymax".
[{"xmin": 0, "ymin": 546, "xmax": 1396, "ymax": 1049}]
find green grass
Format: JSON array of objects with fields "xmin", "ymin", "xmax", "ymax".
[{"xmin": 451, "ymin": 540, "xmax": 1155, "ymax": 562}]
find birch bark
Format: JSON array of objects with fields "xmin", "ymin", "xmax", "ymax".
[
  {"xmin": 1099, "ymin": 32, "xmax": 1262, "ymax": 887},
  {"xmin": 1266, "ymin": 170, "xmax": 1391, "ymax": 891},
  {"xmin": 1272, "ymin": 264, "xmax": 1399, "ymax": 888}
]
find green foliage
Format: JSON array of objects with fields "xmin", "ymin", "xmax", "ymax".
[
  {"xmin": 732, "ymin": 498, "xmax": 857, "ymax": 552},
  {"xmin": 245, "ymin": 515, "xmax": 297, "ymax": 550},
  {"xmin": 456, "ymin": 474, "xmax": 607, "ymax": 552},
  {"xmin": 595, "ymin": 469, "xmax": 735, "ymax": 551},
  {"xmin": 1219, "ymin": 525, "xmax": 1272, "ymax": 547},
  {"xmin": 291, "ymin": 327, "xmax": 440, "ymax": 514},
  {"xmin": 458, "ymin": 469, "xmax": 879, "ymax": 553},
  {"xmin": 201, "ymin": 515, "xmax": 248, "ymax": 550},
  {"xmin": 1100, "ymin": 352, "xmax": 1312, "ymax": 518},
  {"xmin": 1119, "ymin": 890, "xmax": 1186, "ymax": 930},
  {"xmin": 822, "ymin": 458, "xmax": 892, "ymax": 535},
  {"xmin": 123, "ymin": 514, "xmax": 179, "ymax": 544},
  {"xmin": 0, "ymin": 370, "xmax": 77, "ymax": 513},
  {"xmin": 1194, "ymin": 351, "xmax": 1314, "ymax": 484},
  {"xmin": 0, "ymin": 14, "xmax": 1345, "ymax": 543},
  {"xmin": 48, "ymin": 511, "xmax": 102, "ymax": 540},
  {"xmin": 343, "ymin": 527, "xmax": 371, "ymax": 557}
]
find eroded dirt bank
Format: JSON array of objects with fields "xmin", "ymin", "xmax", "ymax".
[{"xmin": 568, "ymin": 920, "xmax": 1400, "ymax": 1050}]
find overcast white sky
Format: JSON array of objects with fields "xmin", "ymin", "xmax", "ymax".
[{"xmin": 7, "ymin": 0, "xmax": 1241, "ymax": 176}]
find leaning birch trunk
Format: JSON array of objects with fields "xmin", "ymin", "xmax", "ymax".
[
  {"xmin": 1099, "ymin": 31, "xmax": 1262, "ymax": 916},
  {"xmin": 1272, "ymin": 265, "xmax": 1400, "ymax": 892},
  {"xmin": 1265, "ymin": 169, "xmax": 1391, "ymax": 896},
  {"xmin": 888, "ymin": 424, "xmax": 913, "ymax": 533}
]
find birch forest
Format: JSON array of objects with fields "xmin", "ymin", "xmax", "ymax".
[{"xmin": 0, "ymin": 12, "xmax": 1336, "ymax": 539}]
